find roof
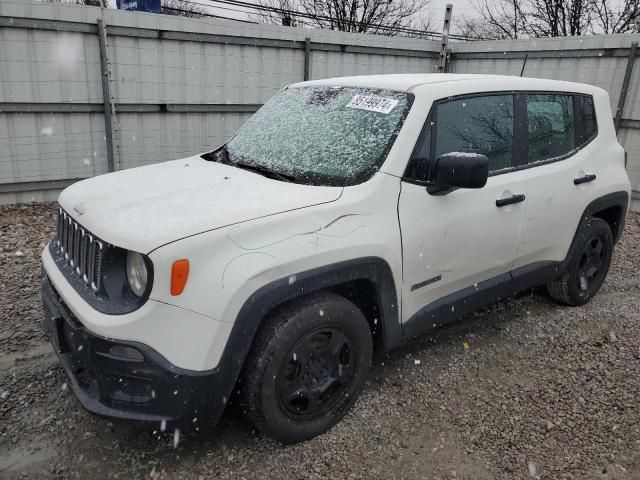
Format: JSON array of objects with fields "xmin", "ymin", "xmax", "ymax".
[
  {"xmin": 291, "ymin": 73, "xmax": 604, "ymax": 96},
  {"xmin": 294, "ymin": 74, "xmax": 491, "ymax": 91}
]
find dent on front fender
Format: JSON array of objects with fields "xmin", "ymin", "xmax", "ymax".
[{"xmin": 148, "ymin": 202, "xmax": 401, "ymax": 324}]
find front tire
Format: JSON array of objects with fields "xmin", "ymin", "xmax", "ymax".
[
  {"xmin": 547, "ymin": 217, "xmax": 613, "ymax": 306},
  {"xmin": 240, "ymin": 291, "xmax": 373, "ymax": 444}
]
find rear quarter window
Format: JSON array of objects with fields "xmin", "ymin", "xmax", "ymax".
[
  {"xmin": 526, "ymin": 94, "xmax": 575, "ymax": 163},
  {"xmin": 576, "ymin": 95, "xmax": 597, "ymax": 145}
]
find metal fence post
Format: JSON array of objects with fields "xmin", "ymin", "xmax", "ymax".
[
  {"xmin": 439, "ymin": 4, "xmax": 453, "ymax": 72},
  {"xmin": 304, "ymin": 37, "xmax": 311, "ymax": 81},
  {"xmin": 97, "ymin": 18, "xmax": 116, "ymax": 172},
  {"xmin": 519, "ymin": 53, "xmax": 528, "ymax": 77},
  {"xmin": 615, "ymin": 41, "xmax": 638, "ymax": 133}
]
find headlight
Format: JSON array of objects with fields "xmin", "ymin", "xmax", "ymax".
[{"xmin": 126, "ymin": 251, "xmax": 148, "ymax": 297}]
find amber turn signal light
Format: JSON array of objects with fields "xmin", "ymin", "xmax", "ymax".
[{"xmin": 171, "ymin": 259, "xmax": 189, "ymax": 296}]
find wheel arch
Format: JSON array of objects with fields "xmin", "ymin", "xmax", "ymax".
[
  {"xmin": 578, "ymin": 191, "xmax": 629, "ymax": 245},
  {"xmin": 206, "ymin": 257, "xmax": 401, "ymax": 423}
]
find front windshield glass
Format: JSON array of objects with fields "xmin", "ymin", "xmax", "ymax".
[{"xmin": 223, "ymin": 86, "xmax": 412, "ymax": 186}]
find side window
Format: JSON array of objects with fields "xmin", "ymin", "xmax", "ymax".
[
  {"xmin": 576, "ymin": 95, "xmax": 597, "ymax": 145},
  {"xmin": 435, "ymin": 95, "xmax": 514, "ymax": 172},
  {"xmin": 526, "ymin": 94, "xmax": 575, "ymax": 163},
  {"xmin": 405, "ymin": 95, "xmax": 515, "ymax": 182}
]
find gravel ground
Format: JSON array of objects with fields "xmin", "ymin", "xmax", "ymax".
[{"xmin": 1, "ymin": 203, "xmax": 639, "ymax": 480}]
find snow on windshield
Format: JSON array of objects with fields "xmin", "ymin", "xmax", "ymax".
[{"xmin": 226, "ymin": 86, "xmax": 410, "ymax": 186}]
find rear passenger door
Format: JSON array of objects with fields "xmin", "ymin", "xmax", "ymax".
[
  {"xmin": 513, "ymin": 93, "xmax": 600, "ymax": 269},
  {"xmin": 399, "ymin": 93, "xmax": 529, "ymax": 333}
]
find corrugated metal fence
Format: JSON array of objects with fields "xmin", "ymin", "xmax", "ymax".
[
  {"xmin": 0, "ymin": 0, "xmax": 440, "ymax": 203},
  {"xmin": 0, "ymin": 0, "xmax": 639, "ymax": 211},
  {"xmin": 0, "ymin": 0, "xmax": 439, "ymax": 203}
]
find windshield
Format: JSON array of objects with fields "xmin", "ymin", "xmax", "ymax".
[{"xmin": 220, "ymin": 86, "xmax": 412, "ymax": 186}]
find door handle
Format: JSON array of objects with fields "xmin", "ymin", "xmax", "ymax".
[
  {"xmin": 574, "ymin": 174, "xmax": 596, "ymax": 185},
  {"xmin": 496, "ymin": 194, "xmax": 526, "ymax": 207}
]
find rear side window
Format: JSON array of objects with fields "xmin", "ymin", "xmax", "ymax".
[
  {"xmin": 435, "ymin": 95, "xmax": 514, "ymax": 172},
  {"xmin": 576, "ymin": 95, "xmax": 597, "ymax": 145},
  {"xmin": 526, "ymin": 94, "xmax": 575, "ymax": 163}
]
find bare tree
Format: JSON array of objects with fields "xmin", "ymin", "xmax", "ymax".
[
  {"xmin": 161, "ymin": 0, "xmax": 205, "ymax": 17},
  {"xmin": 455, "ymin": 0, "xmax": 523, "ymax": 39},
  {"xmin": 457, "ymin": 0, "xmax": 604, "ymax": 39},
  {"xmin": 252, "ymin": 0, "xmax": 299, "ymax": 26},
  {"xmin": 521, "ymin": 0, "xmax": 592, "ymax": 37},
  {"xmin": 591, "ymin": 0, "xmax": 640, "ymax": 33},
  {"xmin": 411, "ymin": 12, "xmax": 434, "ymax": 37},
  {"xmin": 457, "ymin": 0, "xmax": 640, "ymax": 38},
  {"xmin": 455, "ymin": 16, "xmax": 508, "ymax": 39},
  {"xmin": 301, "ymin": 0, "xmax": 430, "ymax": 34},
  {"xmin": 252, "ymin": 0, "xmax": 432, "ymax": 35}
]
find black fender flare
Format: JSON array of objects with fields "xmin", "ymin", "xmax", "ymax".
[
  {"xmin": 573, "ymin": 191, "xmax": 629, "ymax": 246},
  {"xmin": 206, "ymin": 256, "xmax": 400, "ymax": 424}
]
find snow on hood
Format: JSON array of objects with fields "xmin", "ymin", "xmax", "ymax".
[{"xmin": 58, "ymin": 156, "xmax": 343, "ymax": 253}]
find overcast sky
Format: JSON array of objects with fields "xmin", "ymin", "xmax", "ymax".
[{"xmin": 430, "ymin": 0, "xmax": 476, "ymax": 31}]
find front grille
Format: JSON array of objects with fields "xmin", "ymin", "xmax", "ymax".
[{"xmin": 55, "ymin": 207, "xmax": 104, "ymax": 293}]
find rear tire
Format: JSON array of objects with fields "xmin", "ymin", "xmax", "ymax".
[
  {"xmin": 547, "ymin": 217, "xmax": 613, "ymax": 306},
  {"xmin": 240, "ymin": 291, "xmax": 373, "ymax": 444}
]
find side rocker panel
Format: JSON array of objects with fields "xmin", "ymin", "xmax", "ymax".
[{"xmin": 400, "ymin": 191, "xmax": 629, "ymax": 342}]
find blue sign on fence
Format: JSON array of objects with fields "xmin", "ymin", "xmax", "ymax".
[{"xmin": 116, "ymin": 0, "xmax": 161, "ymax": 13}]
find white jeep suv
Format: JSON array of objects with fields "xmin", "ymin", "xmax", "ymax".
[{"xmin": 42, "ymin": 74, "xmax": 631, "ymax": 443}]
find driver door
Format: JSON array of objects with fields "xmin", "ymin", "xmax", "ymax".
[{"xmin": 399, "ymin": 93, "xmax": 528, "ymax": 337}]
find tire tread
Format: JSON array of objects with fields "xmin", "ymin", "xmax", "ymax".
[
  {"xmin": 546, "ymin": 217, "xmax": 613, "ymax": 306},
  {"xmin": 240, "ymin": 291, "xmax": 371, "ymax": 443}
]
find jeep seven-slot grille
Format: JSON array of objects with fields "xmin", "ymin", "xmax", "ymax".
[{"xmin": 55, "ymin": 207, "xmax": 104, "ymax": 293}]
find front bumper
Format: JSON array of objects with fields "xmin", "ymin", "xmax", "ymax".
[{"xmin": 42, "ymin": 272, "xmax": 225, "ymax": 430}]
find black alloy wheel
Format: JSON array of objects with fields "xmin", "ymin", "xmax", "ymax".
[
  {"xmin": 576, "ymin": 237, "xmax": 606, "ymax": 293},
  {"xmin": 277, "ymin": 326, "xmax": 354, "ymax": 420},
  {"xmin": 241, "ymin": 291, "xmax": 372, "ymax": 443},
  {"xmin": 547, "ymin": 217, "xmax": 614, "ymax": 306}
]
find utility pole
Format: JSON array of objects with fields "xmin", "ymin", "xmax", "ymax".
[
  {"xmin": 439, "ymin": 4, "xmax": 453, "ymax": 73},
  {"xmin": 513, "ymin": 0, "xmax": 518, "ymax": 38}
]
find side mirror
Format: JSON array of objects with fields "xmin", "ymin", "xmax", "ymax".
[{"xmin": 429, "ymin": 152, "xmax": 489, "ymax": 193}]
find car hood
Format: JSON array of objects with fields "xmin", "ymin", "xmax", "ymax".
[{"xmin": 58, "ymin": 156, "xmax": 343, "ymax": 253}]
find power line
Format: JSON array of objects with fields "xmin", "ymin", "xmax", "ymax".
[
  {"xmin": 171, "ymin": 0, "xmax": 477, "ymax": 40},
  {"xmin": 162, "ymin": 6, "xmax": 259, "ymax": 23},
  {"xmin": 170, "ymin": 0, "xmax": 258, "ymax": 16},
  {"xmin": 209, "ymin": 0, "xmax": 454, "ymax": 37}
]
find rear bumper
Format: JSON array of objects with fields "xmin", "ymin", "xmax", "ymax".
[{"xmin": 41, "ymin": 272, "xmax": 225, "ymax": 430}]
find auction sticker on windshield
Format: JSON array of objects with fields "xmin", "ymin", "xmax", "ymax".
[{"xmin": 346, "ymin": 95, "xmax": 399, "ymax": 114}]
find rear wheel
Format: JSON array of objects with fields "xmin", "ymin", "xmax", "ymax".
[
  {"xmin": 241, "ymin": 291, "xmax": 373, "ymax": 443},
  {"xmin": 547, "ymin": 217, "xmax": 613, "ymax": 306}
]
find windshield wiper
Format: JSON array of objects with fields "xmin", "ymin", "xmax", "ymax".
[
  {"xmin": 202, "ymin": 144, "xmax": 234, "ymax": 164},
  {"xmin": 203, "ymin": 146, "xmax": 300, "ymax": 183},
  {"xmin": 232, "ymin": 162, "xmax": 299, "ymax": 183}
]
